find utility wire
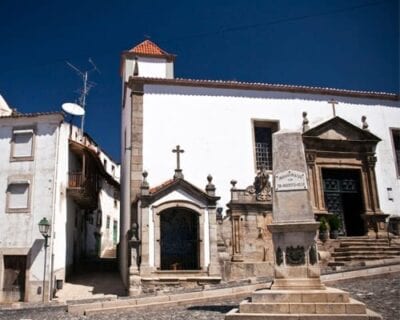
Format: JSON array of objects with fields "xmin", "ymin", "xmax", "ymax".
[{"xmin": 0, "ymin": 0, "xmax": 391, "ymax": 76}]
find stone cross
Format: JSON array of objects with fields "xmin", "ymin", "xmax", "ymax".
[
  {"xmin": 172, "ymin": 145, "xmax": 184, "ymax": 179},
  {"xmin": 172, "ymin": 145, "xmax": 184, "ymax": 170},
  {"xmin": 328, "ymin": 99, "xmax": 338, "ymax": 117}
]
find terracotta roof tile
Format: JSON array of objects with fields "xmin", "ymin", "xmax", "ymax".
[
  {"xmin": 149, "ymin": 179, "xmax": 174, "ymax": 194},
  {"xmin": 129, "ymin": 40, "xmax": 170, "ymax": 56},
  {"xmin": 0, "ymin": 111, "xmax": 64, "ymax": 119},
  {"xmin": 129, "ymin": 77, "xmax": 398, "ymax": 101}
]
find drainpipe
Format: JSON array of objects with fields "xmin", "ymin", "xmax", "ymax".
[{"xmin": 49, "ymin": 120, "xmax": 62, "ymax": 300}]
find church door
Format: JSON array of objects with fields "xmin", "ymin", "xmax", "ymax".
[
  {"xmin": 160, "ymin": 208, "xmax": 199, "ymax": 270},
  {"xmin": 322, "ymin": 169, "xmax": 365, "ymax": 236}
]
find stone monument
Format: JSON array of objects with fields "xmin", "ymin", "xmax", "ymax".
[{"xmin": 225, "ymin": 131, "xmax": 382, "ymax": 319}]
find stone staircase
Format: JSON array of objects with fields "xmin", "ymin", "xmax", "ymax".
[
  {"xmin": 101, "ymin": 247, "xmax": 117, "ymax": 259},
  {"xmin": 328, "ymin": 237, "xmax": 400, "ymax": 267},
  {"xmin": 226, "ymin": 287, "xmax": 382, "ymax": 319}
]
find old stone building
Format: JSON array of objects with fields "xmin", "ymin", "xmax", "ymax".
[
  {"xmin": 0, "ymin": 98, "xmax": 120, "ymax": 302},
  {"xmin": 120, "ymin": 40, "xmax": 400, "ymax": 294}
]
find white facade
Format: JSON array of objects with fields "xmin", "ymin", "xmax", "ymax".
[
  {"xmin": 139, "ymin": 85, "xmax": 400, "ymax": 215},
  {"xmin": 120, "ymin": 42, "xmax": 400, "ymax": 291},
  {"xmin": 0, "ymin": 109, "xmax": 120, "ymax": 303}
]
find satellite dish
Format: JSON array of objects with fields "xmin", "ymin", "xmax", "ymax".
[{"xmin": 62, "ymin": 103, "xmax": 85, "ymax": 116}]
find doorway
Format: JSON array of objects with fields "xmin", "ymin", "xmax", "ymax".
[
  {"xmin": 2, "ymin": 255, "xmax": 26, "ymax": 302},
  {"xmin": 160, "ymin": 208, "xmax": 199, "ymax": 270},
  {"xmin": 322, "ymin": 169, "xmax": 365, "ymax": 236}
]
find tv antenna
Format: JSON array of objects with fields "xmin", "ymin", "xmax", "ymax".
[{"xmin": 66, "ymin": 58, "xmax": 100, "ymax": 132}]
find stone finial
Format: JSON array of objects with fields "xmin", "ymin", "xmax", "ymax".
[
  {"xmin": 141, "ymin": 171, "xmax": 149, "ymax": 195},
  {"xmin": 130, "ymin": 222, "xmax": 138, "ymax": 241},
  {"xmin": 216, "ymin": 207, "xmax": 223, "ymax": 224},
  {"xmin": 302, "ymin": 111, "xmax": 310, "ymax": 132},
  {"xmin": 361, "ymin": 115, "xmax": 369, "ymax": 130},
  {"xmin": 205, "ymin": 174, "xmax": 216, "ymax": 196},
  {"xmin": 230, "ymin": 180, "xmax": 237, "ymax": 190},
  {"xmin": 133, "ymin": 57, "xmax": 139, "ymax": 76}
]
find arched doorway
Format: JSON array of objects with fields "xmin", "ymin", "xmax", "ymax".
[{"xmin": 160, "ymin": 208, "xmax": 200, "ymax": 270}]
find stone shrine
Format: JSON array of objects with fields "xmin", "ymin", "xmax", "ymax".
[{"xmin": 225, "ymin": 131, "xmax": 382, "ymax": 319}]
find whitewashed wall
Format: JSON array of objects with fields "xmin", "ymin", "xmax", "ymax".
[
  {"xmin": 141, "ymin": 85, "xmax": 400, "ymax": 216},
  {"xmin": 0, "ymin": 114, "xmax": 63, "ymax": 301},
  {"xmin": 123, "ymin": 56, "xmax": 173, "ymax": 82}
]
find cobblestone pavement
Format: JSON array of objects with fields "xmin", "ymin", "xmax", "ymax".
[{"xmin": 0, "ymin": 272, "xmax": 398, "ymax": 320}]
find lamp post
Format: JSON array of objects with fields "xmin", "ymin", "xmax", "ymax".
[{"xmin": 38, "ymin": 217, "xmax": 50, "ymax": 303}]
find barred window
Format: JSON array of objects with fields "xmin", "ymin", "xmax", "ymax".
[{"xmin": 253, "ymin": 121, "xmax": 279, "ymax": 171}]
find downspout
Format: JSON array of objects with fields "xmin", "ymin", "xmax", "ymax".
[{"xmin": 49, "ymin": 120, "xmax": 62, "ymax": 300}]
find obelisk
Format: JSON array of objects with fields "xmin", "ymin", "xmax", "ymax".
[
  {"xmin": 268, "ymin": 131, "xmax": 323, "ymax": 289},
  {"xmin": 225, "ymin": 131, "xmax": 382, "ymax": 319}
]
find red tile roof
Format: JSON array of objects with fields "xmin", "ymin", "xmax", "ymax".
[
  {"xmin": 128, "ymin": 77, "xmax": 398, "ymax": 101},
  {"xmin": 149, "ymin": 179, "xmax": 175, "ymax": 194},
  {"xmin": 129, "ymin": 40, "xmax": 170, "ymax": 56}
]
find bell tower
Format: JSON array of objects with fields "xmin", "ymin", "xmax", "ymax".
[{"xmin": 121, "ymin": 40, "xmax": 175, "ymax": 82}]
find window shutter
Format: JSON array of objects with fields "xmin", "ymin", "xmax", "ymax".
[
  {"xmin": 13, "ymin": 131, "xmax": 33, "ymax": 157},
  {"xmin": 9, "ymin": 183, "xmax": 29, "ymax": 209}
]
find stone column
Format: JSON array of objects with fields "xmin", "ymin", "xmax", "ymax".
[
  {"xmin": 231, "ymin": 213, "xmax": 243, "ymax": 262},
  {"xmin": 363, "ymin": 155, "xmax": 388, "ymax": 238},
  {"xmin": 269, "ymin": 131, "xmax": 323, "ymax": 290},
  {"xmin": 129, "ymin": 222, "xmax": 141, "ymax": 296},
  {"xmin": 205, "ymin": 175, "xmax": 220, "ymax": 276}
]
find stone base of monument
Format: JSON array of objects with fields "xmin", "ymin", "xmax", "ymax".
[{"xmin": 225, "ymin": 286, "xmax": 382, "ymax": 319}]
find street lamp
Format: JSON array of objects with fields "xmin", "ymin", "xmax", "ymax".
[{"xmin": 38, "ymin": 217, "xmax": 50, "ymax": 303}]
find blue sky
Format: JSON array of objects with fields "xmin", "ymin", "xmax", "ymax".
[{"xmin": 0, "ymin": 0, "xmax": 398, "ymax": 162}]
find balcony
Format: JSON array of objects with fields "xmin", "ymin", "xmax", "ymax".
[{"xmin": 67, "ymin": 172, "xmax": 99, "ymax": 209}]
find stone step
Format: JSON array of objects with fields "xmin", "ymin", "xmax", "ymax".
[
  {"xmin": 251, "ymin": 289, "xmax": 349, "ymax": 304},
  {"xmin": 333, "ymin": 255, "xmax": 397, "ymax": 262},
  {"xmin": 339, "ymin": 242, "xmax": 390, "ymax": 247},
  {"xmin": 337, "ymin": 237, "xmax": 387, "ymax": 241},
  {"xmin": 332, "ymin": 251, "xmax": 400, "ymax": 258},
  {"xmin": 225, "ymin": 308, "xmax": 382, "ymax": 319},
  {"xmin": 334, "ymin": 247, "xmax": 400, "ymax": 252},
  {"xmin": 239, "ymin": 298, "xmax": 366, "ymax": 314},
  {"xmin": 327, "ymin": 262, "xmax": 346, "ymax": 267}
]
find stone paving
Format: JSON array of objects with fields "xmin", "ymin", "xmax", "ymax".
[{"xmin": 0, "ymin": 272, "xmax": 398, "ymax": 320}]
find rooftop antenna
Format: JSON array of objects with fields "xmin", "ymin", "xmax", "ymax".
[{"xmin": 66, "ymin": 58, "xmax": 100, "ymax": 132}]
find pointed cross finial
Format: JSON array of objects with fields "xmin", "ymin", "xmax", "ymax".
[
  {"xmin": 328, "ymin": 99, "xmax": 338, "ymax": 117},
  {"xmin": 172, "ymin": 145, "xmax": 185, "ymax": 179}
]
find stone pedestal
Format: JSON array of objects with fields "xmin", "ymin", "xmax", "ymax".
[{"xmin": 225, "ymin": 131, "xmax": 382, "ymax": 320}]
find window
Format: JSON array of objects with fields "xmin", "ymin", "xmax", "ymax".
[
  {"xmin": 111, "ymin": 165, "xmax": 115, "ymax": 176},
  {"xmin": 11, "ymin": 128, "xmax": 34, "ymax": 161},
  {"xmin": 6, "ymin": 179, "xmax": 31, "ymax": 213},
  {"xmin": 103, "ymin": 159, "xmax": 107, "ymax": 170},
  {"xmin": 106, "ymin": 215, "xmax": 111, "ymax": 229},
  {"xmin": 391, "ymin": 129, "xmax": 400, "ymax": 176},
  {"xmin": 253, "ymin": 120, "xmax": 279, "ymax": 171}
]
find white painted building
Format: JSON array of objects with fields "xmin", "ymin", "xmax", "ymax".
[
  {"xmin": 0, "ymin": 98, "xmax": 120, "ymax": 303},
  {"xmin": 120, "ymin": 40, "xmax": 400, "ymax": 292}
]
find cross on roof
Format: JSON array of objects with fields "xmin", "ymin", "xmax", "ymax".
[
  {"xmin": 328, "ymin": 99, "xmax": 338, "ymax": 117},
  {"xmin": 172, "ymin": 145, "xmax": 184, "ymax": 179}
]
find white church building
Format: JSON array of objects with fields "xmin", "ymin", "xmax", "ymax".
[
  {"xmin": 0, "ymin": 97, "xmax": 120, "ymax": 303},
  {"xmin": 120, "ymin": 40, "xmax": 400, "ymax": 294}
]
